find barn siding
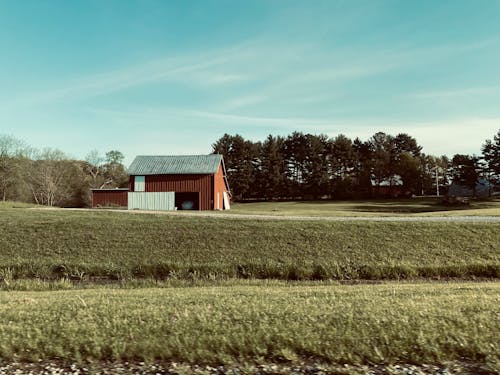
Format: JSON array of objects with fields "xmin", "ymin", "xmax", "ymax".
[
  {"xmin": 129, "ymin": 176, "xmax": 135, "ymax": 192},
  {"xmin": 92, "ymin": 190, "xmax": 128, "ymax": 207},
  {"xmin": 144, "ymin": 174, "xmax": 213, "ymax": 210},
  {"xmin": 128, "ymin": 192, "xmax": 175, "ymax": 210},
  {"xmin": 213, "ymin": 164, "xmax": 229, "ymax": 210}
]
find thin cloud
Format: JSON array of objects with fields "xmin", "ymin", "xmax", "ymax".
[
  {"xmin": 411, "ymin": 86, "xmax": 500, "ymax": 99},
  {"xmin": 2, "ymin": 35, "xmax": 497, "ymax": 116},
  {"xmin": 1, "ymin": 45, "xmax": 254, "ymax": 109},
  {"xmin": 221, "ymin": 95, "xmax": 268, "ymax": 110}
]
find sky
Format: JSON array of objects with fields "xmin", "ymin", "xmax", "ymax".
[{"xmin": 1, "ymin": 0, "xmax": 499, "ymax": 165}]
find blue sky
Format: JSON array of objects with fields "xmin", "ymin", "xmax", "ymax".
[{"xmin": 1, "ymin": 0, "xmax": 499, "ymax": 164}]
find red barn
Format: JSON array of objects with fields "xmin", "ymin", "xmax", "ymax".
[{"xmin": 126, "ymin": 154, "xmax": 231, "ymax": 211}]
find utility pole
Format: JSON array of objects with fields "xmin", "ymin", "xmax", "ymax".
[{"xmin": 435, "ymin": 168, "xmax": 439, "ymax": 197}]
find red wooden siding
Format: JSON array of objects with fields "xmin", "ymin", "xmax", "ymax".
[
  {"xmin": 92, "ymin": 189, "xmax": 128, "ymax": 207},
  {"xmin": 213, "ymin": 164, "xmax": 229, "ymax": 209}
]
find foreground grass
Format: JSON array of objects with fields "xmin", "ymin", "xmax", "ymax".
[
  {"xmin": 0, "ymin": 206, "xmax": 498, "ymax": 281},
  {"xmin": 226, "ymin": 198, "xmax": 500, "ymax": 217},
  {"xmin": 0, "ymin": 282, "xmax": 497, "ymax": 369}
]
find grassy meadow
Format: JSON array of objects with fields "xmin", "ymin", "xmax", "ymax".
[
  {"xmin": 0, "ymin": 204, "xmax": 498, "ymax": 281},
  {"xmin": 0, "ymin": 202, "xmax": 499, "ymax": 371},
  {"xmin": 0, "ymin": 282, "xmax": 498, "ymax": 370}
]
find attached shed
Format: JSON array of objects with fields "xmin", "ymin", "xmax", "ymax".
[
  {"xmin": 127, "ymin": 154, "xmax": 231, "ymax": 211},
  {"xmin": 91, "ymin": 188, "xmax": 129, "ymax": 208}
]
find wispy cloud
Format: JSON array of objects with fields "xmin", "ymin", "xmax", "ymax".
[
  {"xmin": 221, "ymin": 94, "xmax": 268, "ymax": 110},
  {"xmin": 411, "ymin": 86, "xmax": 500, "ymax": 99},
  {"xmin": 1, "ymin": 44, "xmax": 255, "ymax": 110},
  {"xmin": 88, "ymin": 106, "xmax": 336, "ymax": 128},
  {"xmin": 2, "ymin": 34, "xmax": 497, "ymax": 116}
]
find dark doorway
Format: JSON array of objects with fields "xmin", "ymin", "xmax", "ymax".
[{"xmin": 175, "ymin": 192, "xmax": 200, "ymax": 210}]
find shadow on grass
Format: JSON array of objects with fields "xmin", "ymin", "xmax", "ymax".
[
  {"xmin": 348, "ymin": 204, "xmax": 470, "ymax": 213},
  {"xmin": 292, "ymin": 198, "xmax": 500, "ymax": 213}
]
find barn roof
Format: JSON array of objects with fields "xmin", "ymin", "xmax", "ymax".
[{"xmin": 127, "ymin": 154, "xmax": 223, "ymax": 175}]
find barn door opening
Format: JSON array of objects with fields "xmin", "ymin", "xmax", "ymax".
[{"xmin": 175, "ymin": 192, "xmax": 200, "ymax": 210}]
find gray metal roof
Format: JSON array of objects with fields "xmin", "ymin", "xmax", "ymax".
[{"xmin": 127, "ymin": 154, "xmax": 223, "ymax": 175}]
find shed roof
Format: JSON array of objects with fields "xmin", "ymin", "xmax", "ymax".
[{"xmin": 127, "ymin": 154, "xmax": 223, "ymax": 175}]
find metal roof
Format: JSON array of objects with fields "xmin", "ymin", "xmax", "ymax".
[{"xmin": 127, "ymin": 154, "xmax": 223, "ymax": 175}]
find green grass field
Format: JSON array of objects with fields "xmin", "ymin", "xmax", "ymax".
[
  {"xmin": 0, "ymin": 202, "xmax": 498, "ymax": 371},
  {"xmin": 0, "ymin": 282, "xmax": 497, "ymax": 370},
  {"xmin": 226, "ymin": 198, "xmax": 500, "ymax": 217},
  {"xmin": 0, "ymin": 203, "xmax": 498, "ymax": 281}
]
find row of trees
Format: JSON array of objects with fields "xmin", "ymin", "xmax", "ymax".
[
  {"xmin": 0, "ymin": 135, "xmax": 128, "ymax": 206},
  {"xmin": 1, "ymin": 129, "xmax": 498, "ymax": 206},
  {"xmin": 213, "ymin": 130, "xmax": 500, "ymax": 200}
]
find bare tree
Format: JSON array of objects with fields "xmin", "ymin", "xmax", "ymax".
[
  {"xmin": 85, "ymin": 149, "xmax": 106, "ymax": 188},
  {"xmin": 0, "ymin": 134, "xmax": 33, "ymax": 201},
  {"xmin": 27, "ymin": 149, "xmax": 75, "ymax": 206}
]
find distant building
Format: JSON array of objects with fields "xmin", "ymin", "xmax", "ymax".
[
  {"xmin": 92, "ymin": 154, "xmax": 231, "ymax": 211},
  {"xmin": 371, "ymin": 175, "xmax": 409, "ymax": 198}
]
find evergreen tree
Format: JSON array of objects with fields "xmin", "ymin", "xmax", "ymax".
[
  {"xmin": 481, "ymin": 130, "xmax": 500, "ymax": 193},
  {"xmin": 450, "ymin": 154, "xmax": 480, "ymax": 196},
  {"xmin": 258, "ymin": 135, "xmax": 286, "ymax": 199},
  {"xmin": 213, "ymin": 134, "xmax": 258, "ymax": 199}
]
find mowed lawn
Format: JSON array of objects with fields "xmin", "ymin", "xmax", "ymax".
[
  {"xmin": 226, "ymin": 198, "xmax": 500, "ymax": 217},
  {"xmin": 0, "ymin": 204, "xmax": 498, "ymax": 280},
  {"xmin": 0, "ymin": 282, "xmax": 498, "ymax": 369}
]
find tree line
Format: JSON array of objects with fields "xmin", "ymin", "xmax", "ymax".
[
  {"xmin": 0, "ymin": 134, "xmax": 128, "ymax": 207},
  {"xmin": 213, "ymin": 130, "xmax": 500, "ymax": 200},
  {"xmin": 1, "ymin": 130, "xmax": 498, "ymax": 207}
]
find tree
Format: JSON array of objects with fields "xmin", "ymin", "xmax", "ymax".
[
  {"xmin": 283, "ymin": 132, "xmax": 308, "ymax": 191},
  {"xmin": 392, "ymin": 133, "xmax": 422, "ymax": 158},
  {"xmin": 450, "ymin": 154, "xmax": 480, "ymax": 196},
  {"xmin": 84, "ymin": 149, "xmax": 107, "ymax": 189},
  {"xmin": 365, "ymin": 132, "xmax": 423, "ymax": 196},
  {"xmin": 101, "ymin": 150, "xmax": 128, "ymax": 188},
  {"xmin": 368, "ymin": 132, "xmax": 393, "ymax": 190},
  {"xmin": 0, "ymin": 153, "xmax": 20, "ymax": 202},
  {"xmin": 213, "ymin": 134, "xmax": 259, "ymax": 199},
  {"xmin": 352, "ymin": 137, "xmax": 372, "ymax": 197},
  {"xmin": 303, "ymin": 134, "xmax": 330, "ymax": 199},
  {"xmin": 281, "ymin": 132, "xmax": 331, "ymax": 198},
  {"xmin": 390, "ymin": 134, "xmax": 422, "ymax": 194},
  {"xmin": 482, "ymin": 130, "xmax": 500, "ymax": 193},
  {"xmin": 256, "ymin": 135, "xmax": 286, "ymax": 199},
  {"xmin": 327, "ymin": 135, "xmax": 354, "ymax": 198},
  {"xmin": 397, "ymin": 152, "xmax": 422, "ymax": 194},
  {"xmin": 105, "ymin": 150, "xmax": 125, "ymax": 165},
  {"xmin": 27, "ymin": 149, "xmax": 75, "ymax": 206},
  {"xmin": 0, "ymin": 134, "xmax": 32, "ymax": 201}
]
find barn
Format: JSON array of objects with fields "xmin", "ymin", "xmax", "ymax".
[{"xmin": 126, "ymin": 154, "xmax": 231, "ymax": 211}]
